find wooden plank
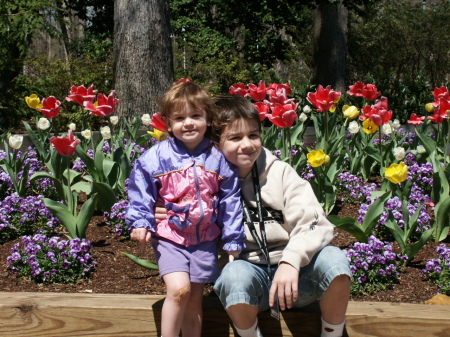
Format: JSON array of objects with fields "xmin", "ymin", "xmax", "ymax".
[{"xmin": 0, "ymin": 292, "xmax": 449, "ymax": 337}]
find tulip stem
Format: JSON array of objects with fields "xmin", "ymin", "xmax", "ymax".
[
  {"xmin": 378, "ymin": 128, "xmax": 384, "ymax": 173},
  {"xmin": 66, "ymin": 159, "xmax": 74, "ymax": 216}
]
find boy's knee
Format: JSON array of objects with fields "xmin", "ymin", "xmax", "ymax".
[{"xmin": 170, "ymin": 284, "xmax": 191, "ymax": 302}]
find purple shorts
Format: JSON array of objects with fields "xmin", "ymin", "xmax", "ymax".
[{"xmin": 151, "ymin": 237, "xmax": 219, "ymax": 283}]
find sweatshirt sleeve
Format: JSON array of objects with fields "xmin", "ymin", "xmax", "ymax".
[
  {"xmin": 216, "ymin": 158, "xmax": 246, "ymax": 252},
  {"xmin": 125, "ymin": 155, "xmax": 160, "ymax": 232},
  {"xmin": 279, "ymin": 164, "xmax": 334, "ymax": 270}
]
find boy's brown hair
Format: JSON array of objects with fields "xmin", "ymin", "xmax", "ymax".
[
  {"xmin": 212, "ymin": 94, "xmax": 261, "ymax": 145},
  {"xmin": 158, "ymin": 82, "xmax": 218, "ymax": 140}
]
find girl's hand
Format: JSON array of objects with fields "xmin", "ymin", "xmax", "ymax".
[
  {"xmin": 269, "ymin": 262, "xmax": 299, "ymax": 311},
  {"xmin": 130, "ymin": 228, "xmax": 151, "ymax": 246},
  {"xmin": 226, "ymin": 250, "xmax": 241, "ymax": 262}
]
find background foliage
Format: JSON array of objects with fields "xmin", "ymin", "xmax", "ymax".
[{"xmin": 0, "ymin": 0, "xmax": 449, "ymax": 131}]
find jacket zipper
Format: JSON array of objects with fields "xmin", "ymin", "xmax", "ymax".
[{"xmin": 192, "ymin": 159, "xmax": 204, "ymax": 245}]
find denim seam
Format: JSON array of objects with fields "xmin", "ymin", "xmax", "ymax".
[
  {"xmin": 317, "ymin": 265, "xmax": 352, "ymax": 298},
  {"xmin": 223, "ymin": 292, "xmax": 260, "ymax": 310}
]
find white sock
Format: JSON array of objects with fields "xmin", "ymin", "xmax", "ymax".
[
  {"xmin": 321, "ymin": 317, "xmax": 345, "ymax": 337},
  {"xmin": 234, "ymin": 318, "xmax": 263, "ymax": 337}
]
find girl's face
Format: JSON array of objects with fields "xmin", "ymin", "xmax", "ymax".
[
  {"xmin": 219, "ymin": 118, "xmax": 262, "ymax": 178},
  {"xmin": 168, "ymin": 104, "xmax": 210, "ymax": 152}
]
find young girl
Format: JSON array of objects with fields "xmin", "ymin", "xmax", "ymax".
[{"xmin": 126, "ymin": 82, "xmax": 245, "ymax": 337}]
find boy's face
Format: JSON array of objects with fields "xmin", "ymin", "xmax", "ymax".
[{"xmin": 219, "ymin": 118, "xmax": 262, "ymax": 178}]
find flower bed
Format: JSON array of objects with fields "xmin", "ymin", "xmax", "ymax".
[{"xmin": 0, "ymin": 81, "xmax": 449, "ymax": 301}]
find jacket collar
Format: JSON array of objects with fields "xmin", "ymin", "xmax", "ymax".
[{"xmin": 169, "ymin": 137, "xmax": 212, "ymax": 156}]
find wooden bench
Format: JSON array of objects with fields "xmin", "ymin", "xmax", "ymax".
[{"xmin": 0, "ymin": 292, "xmax": 449, "ymax": 336}]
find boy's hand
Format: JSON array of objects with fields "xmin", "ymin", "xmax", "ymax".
[
  {"xmin": 269, "ymin": 262, "xmax": 299, "ymax": 311},
  {"xmin": 226, "ymin": 250, "xmax": 241, "ymax": 262},
  {"xmin": 130, "ymin": 228, "xmax": 151, "ymax": 246},
  {"xmin": 154, "ymin": 203, "xmax": 167, "ymax": 224}
]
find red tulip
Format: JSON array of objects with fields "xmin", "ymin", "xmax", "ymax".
[
  {"xmin": 229, "ymin": 83, "xmax": 248, "ymax": 97},
  {"xmin": 428, "ymin": 111, "xmax": 445, "ymax": 124},
  {"xmin": 173, "ymin": 78, "xmax": 191, "ymax": 86},
  {"xmin": 347, "ymin": 81, "xmax": 365, "ymax": 97},
  {"xmin": 267, "ymin": 87, "xmax": 295, "ymax": 105},
  {"xmin": 306, "ymin": 85, "xmax": 341, "ymax": 112},
  {"xmin": 84, "ymin": 91, "xmax": 119, "ymax": 117},
  {"xmin": 437, "ymin": 97, "xmax": 450, "ymax": 117},
  {"xmin": 254, "ymin": 102, "xmax": 269, "ymax": 121},
  {"xmin": 38, "ymin": 96, "xmax": 61, "ymax": 119},
  {"xmin": 361, "ymin": 97, "xmax": 392, "ymax": 126},
  {"xmin": 407, "ymin": 113, "xmax": 425, "ymax": 125},
  {"xmin": 246, "ymin": 81, "xmax": 267, "ymax": 101},
  {"xmin": 65, "ymin": 84, "xmax": 96, "ymax": 106},
  {"xmin": 361, "ymin": 84, "xmax": 381, "ymax": 101},
  {"xmin": 268, "ymin": 83, "xmax": 293, "ymax": 95},
  {"xmin": 150, "ymin": 113, "xmax": 168, "ymax": 132},
  {"xmin": 266, "ymin": 102, "xmax": 298, "ymax": 128},
  {"xmin": 431, "ymin": 86, "xmax": 449, "ymax": 107},
  {"xmin": 50, "ymin": 130, "xmax": 81, "ymax": 156}
]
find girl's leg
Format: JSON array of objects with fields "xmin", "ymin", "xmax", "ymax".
[
  {"xmin": 161, "ymin": 271, "xmax": 191, "ymax": 337},
  {"xmin": 181, "ymin": 282, "xmax": 205, "ymax": 337}
]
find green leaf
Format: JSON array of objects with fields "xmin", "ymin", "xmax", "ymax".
[
  {"xmin": 43, "ymin": 198, "xmax": 78, "ymax": 238},
  {"xmin": 327, "ymin": 215, "xmax": 369, "ymax": 243},
  {"xmin": 92, "ymin": 182, "xmax": 117, "ymax": 212},
  {"xmin": 30, "ymin": 171, "xmax": 65, "ymax": 201},
  {"xmin": 434, "ymin": 196, "xmax": 450, "ymax": 242},
  {"xmin": 76, "ymin": 193, "xmax": 98, "ymax": 238},
  {"xmin": 122, "ymin": 253, "xmax": 159, "ymax": 270},
  {"xmin": 361, "ymin": 191, "xmax": 391, "ymax": 235}
]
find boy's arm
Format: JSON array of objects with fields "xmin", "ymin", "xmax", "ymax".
[{"xmin": 279, "ymin": 164, "xmax": 334, "ymax": 270}]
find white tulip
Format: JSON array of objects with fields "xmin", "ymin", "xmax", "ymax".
[
  {"xmin": 110, "ymin": 116, "xmax": 119, "ymax": 125},
  {"xmin": 298, "ymin": 112, "xmax": 308, "ymax": 123},
  {"xmin": 141, "ymin": 114, "xmax": 151, "ymax": 126},
  {"xmin": 381, "ymin": 123, "xmax": 393, "ymax": 135},
  {"xmin": 9, "ymin": 135, "xmax": 23, "ymax": 150},
  {"xmin": 392, "ymin": 119, "xmax": 401, "ymax": 130},
  {"xmin": 302, "ymin": 105, "xmax": 312, "ymax": 114},
  {"xmin": 69, "ymin": 123, "xmax": 76, "ymax": 131},
  {"xmin": 81, "ymin": 129, "xmax": 92, "ymax": 140},
  {"xmin": 37, "ymin": 118, "xmax": 50, "ymax": 130},
  {"xmin": 393, "ymin": 147, "xmax": 406, "ymax": 161},
  {"xmin": 348, "ymin": 120, "xmax": 360, "ymax": 134},
  {"xmin": 100, "ymin": 126, "xmax": 111, "ymax": 139}
]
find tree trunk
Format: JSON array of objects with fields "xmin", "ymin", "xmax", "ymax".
[
  {"xmin": 313, "ymin": 0, "xmax": 348, "ymax": 92},
  {"xmin": 113, "ymin": 0, "xmax": 174, "ymax": 120}
]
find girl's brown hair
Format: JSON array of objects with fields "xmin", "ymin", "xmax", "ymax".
[{"xmin": 158, "ymin": 82, "xmax": 218, "ymax": 140}]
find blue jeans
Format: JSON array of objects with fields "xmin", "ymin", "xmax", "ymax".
[{"xmin": 213, "ymin": 246, "xmax": 351, "ymax": 312}]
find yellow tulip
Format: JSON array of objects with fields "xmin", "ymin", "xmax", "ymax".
[
  {"xmin": 307, "ymin": 149, "xmax": 327, "ymax": 168},
  {"xmin": 425, "ymin": 103, "xmax": 435, "ymax": 113},
  {"xmin": 362, "ymin": 119, "xmax": 378, "ymax": 134},
  {"xmin": 384, "ymin": 162, "xmax": 408, "ymax": 184},
  {"xmin": 148, "ymin": 129, "xmax": 165, "ymax": 141},
  {"xmin": 342, "ymin": 105, "xmax": 360, "ymax": 119},
  {"xmin": 25, "ymin": 94, "xmax": 43, "ymax": 110}
]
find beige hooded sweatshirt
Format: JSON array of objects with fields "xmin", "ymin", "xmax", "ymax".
[{"xmin": 238, "ymin": 148, "xmax": 334, "ymax": 271}]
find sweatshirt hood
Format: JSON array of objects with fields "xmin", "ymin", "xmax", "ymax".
[{"xmin": 255, "ymin": 148, "xmax": 278, "ymax": 185}]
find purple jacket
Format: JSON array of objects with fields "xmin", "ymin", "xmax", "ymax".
[{"xmin": 126, "ymin": 137, "xmax": 245, "ymax": 251}]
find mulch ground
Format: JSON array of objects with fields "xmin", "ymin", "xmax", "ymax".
[{"xmin": 0, "ymin": 201, "xmax": 444, "ymax": 304}]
